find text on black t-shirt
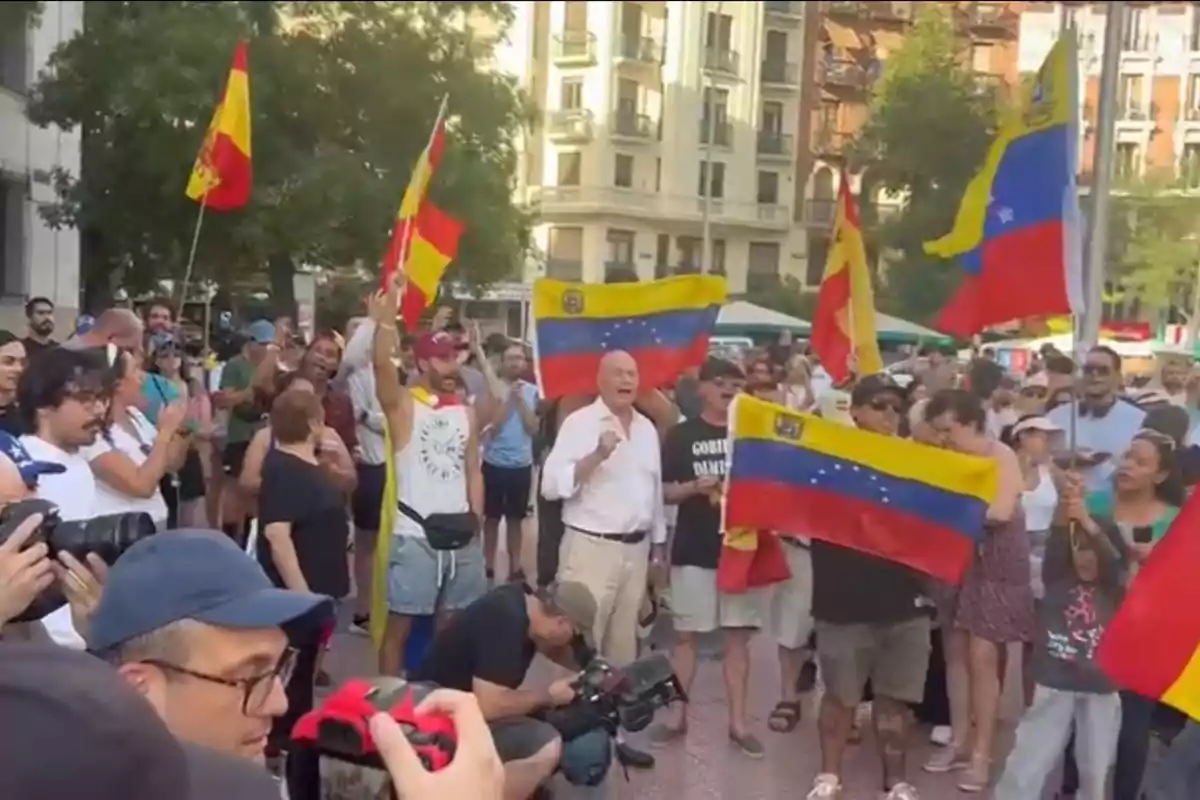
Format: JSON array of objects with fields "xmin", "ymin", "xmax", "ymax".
[{"xmin": 661, "ymin": 417, "xmax": 727, "ymax": 570}]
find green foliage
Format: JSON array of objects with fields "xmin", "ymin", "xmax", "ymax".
[
  {"xmin": 849, "ymin": 4, "xmax": 1001, "ymax": 324},
  {"xmin": 744, "ymin": 275, "xmax": 818, "ymax": 321},
  {"xmin": 27, "ymin": 1, "xmax": 533, "ymax": 312},
  {"xmin": 0, "ymin": 2, "xmax": 42, "ymax": 35},
  {"xmin": 1110, "ymin": 176, "xmax": 1200, "ymax": 318}
]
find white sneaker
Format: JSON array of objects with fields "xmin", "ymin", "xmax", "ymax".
[
  {"xmin": 806, "ymin": 773, "xmax": 842, "ymax": 799},
  {"xmin": 929, "ymin": 725, "xmax": 952, "ymax": 746},
  {"xmin": 884, "ymin": 782, "xmax": 919, "ymax": 800}
]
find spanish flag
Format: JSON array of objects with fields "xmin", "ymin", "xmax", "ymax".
[
  {"xmin": 185, "ymin": 41, "xmax": 252, "ymax": 210},
  {"xmin": 716, "ymin": 527, "xmax": 791, "ymax": 594},
  {"xmin": 380, "ymin": 96, "xmax": 463, "ymax": 330},
  {"xmin": 1098, "ymin": 494, "xmax": 1200, "ymax": 720},
  {"xmin": 810, "ymin": 176, "xmax": 883, "ymax": 384}
]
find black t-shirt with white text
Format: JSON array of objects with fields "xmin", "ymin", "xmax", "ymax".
[
  {"xmin": 413, "ymin": 583, "xmax": 536, "ymax": 692},
  {"xmin": 661, "ymin": 418, "xmax": 727, "ymax": 570}
]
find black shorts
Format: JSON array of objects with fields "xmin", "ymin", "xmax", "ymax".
[
  {"xmin": 351, "ymin": 463, "xmax": 387, "ymax": 530},
  {"xmin": 222, "ymin": 440, "xmax": 251, "ymax": 477},
  {"xmin": 487, "ymin": 717, "xmax": 559, "ymax": 763},
  {"xmin": 482, "ymin": 463, "xmax": 532, "ymax": 521}
]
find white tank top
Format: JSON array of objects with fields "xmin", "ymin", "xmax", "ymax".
[
  {"xmin": 1020, "ymin": 464, "xmax": 1058, "ymax": 532},
  {"xmin": 393, "ymin": 399, "xmax": 471, "ymax": 538}
]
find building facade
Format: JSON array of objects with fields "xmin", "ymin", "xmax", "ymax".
[
  {"xmin": 799, "ymin": 1, "xmax": 1023, "ymax": 287},
  {"xmin": 0, "ymin": 1, "xmax": 82, "ymax": 332},
  {"xmin": 503, "ymin": 1, "xmax": 810, "ymax": 294},
  {"xmin": 1019, "ymin": 2, "xmax": 1200, "ymax": 186}
]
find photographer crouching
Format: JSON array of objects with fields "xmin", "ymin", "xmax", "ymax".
[{"xmin": 409, "ymin": 580, "xmax": 611, "ymax": 799}]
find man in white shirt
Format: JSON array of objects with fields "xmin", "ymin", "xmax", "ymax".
[{"xmin": 541, "ymin": 350, "xmax": 665, "ymax": 768}]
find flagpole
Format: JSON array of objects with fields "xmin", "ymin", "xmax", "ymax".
[
  {"xmin": 698, "ymin": 5, "xmax": 718, "ymax": 274},
  {"xmin": 393, "ymin": 95, "xmax": 451, "ymax": 291},
  {"xmin": 179, "ymin": 194, "xmax": 208, "ymax": 319}
]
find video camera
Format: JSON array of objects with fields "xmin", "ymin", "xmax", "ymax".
[
  {"xmin": 0, "ymin": 499, "xmax": 156, "ymax": 622},
  {"xmin": 538, "ymin": 651, "xmax": 686, "ymax": 741}
]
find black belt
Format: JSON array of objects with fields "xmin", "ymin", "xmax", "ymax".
[{"xmin": 570, "ymin": 526, "xmax": 647, "ymax": 545}]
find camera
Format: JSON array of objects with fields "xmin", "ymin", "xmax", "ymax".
[
  {"xmin": 0, "ymin": 498, "xmax": 156, "ymax": 622},
  {"xmin": 538, "ymin": 651, "xmax": 687, "ymax": 741}
]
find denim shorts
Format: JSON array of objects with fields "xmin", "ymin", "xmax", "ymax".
[{"xmin": 386, "ymin": 535, "xmax": 487, "ymax": 616}]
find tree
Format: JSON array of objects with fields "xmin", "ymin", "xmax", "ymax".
[
  {"xmin": 0, "ymin": 2, "xmax": 41, "ymax": 32},
  {"xmin": 27, "ymin": 1, "xmax": 533, "ymax": 313},
  {"xmin": 850, "ymin": 5, "xmax": 1001, "ymax": 325},
  {"xmin": 1110, "ymin": 175, "xmax": 1200, "ymax": 327},
  {"xmin": 744, "ymin": 275, "xmax": 818, "ymax": 322}
]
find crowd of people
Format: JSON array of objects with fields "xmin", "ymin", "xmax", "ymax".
[{"xmin": 1, "ymin": 278, "xmax": 1199, "ymax": 800}]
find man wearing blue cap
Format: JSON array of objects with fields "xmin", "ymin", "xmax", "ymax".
[{"xmin": 88, "ymin": 529, "xmax": 332, "ymax": 764}]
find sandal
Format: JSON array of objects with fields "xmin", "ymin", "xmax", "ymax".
[{"xmin": 767, "ymin": 701, "xmax": 802, "ymax": 732}]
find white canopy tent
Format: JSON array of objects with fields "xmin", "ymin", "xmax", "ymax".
[{"xmin": 715, "ymin": 301, "xmax": 810, "ymax": 332}]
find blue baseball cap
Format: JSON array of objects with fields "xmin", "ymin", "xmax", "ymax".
[
  {"xmin": 0, "ymin": 431, "xmax": 66, "ymax": 489},
  {"xmin": 245, "ymin": 319, "xmax": 275, "ymax": 345},
  {"xmin": 88, "ymin": 530, "xmax": 332, "ymax": 653}
]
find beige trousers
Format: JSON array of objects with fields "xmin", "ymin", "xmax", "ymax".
[{"xmin": 558, "ymin": 528, "xmax": 650, "ymax": 665}]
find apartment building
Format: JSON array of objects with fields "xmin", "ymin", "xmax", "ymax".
[
  {"xmin": 799, "ymin": 1, "xmax": 1022, "ymax": 287},
  {"xmin": 503, "ymin": 1, "xmax": 809, "ymax": 293},
  {"xmin": 0, "ymin": 1, "xmax": 82, "ymax": 331},
  {"xmin": 1019, "ymin": 2, "xmax": 1200, "ymax": 187}
]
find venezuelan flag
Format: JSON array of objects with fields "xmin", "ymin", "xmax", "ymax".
[
  {"xmin": 532, "ymin": 275, "xmax": 726, "ymax": 399},
  {"xmin": 1098, "ymin": 494, "xmax": 1200, "ymax": 719},
  {"xmin": 925, "ymin": 35, "xmax": 1084, "ymax": 338},
  {"xmin": 186, "ymin": 41, "xmax": 252, "ymax": 210},
  {"xmin": 811, "ymin": 176, "xmax": 883, "ymax": 384},
  {"xmin": 723, "ymin": 395, "xmax": 997, "ymax": 583}
]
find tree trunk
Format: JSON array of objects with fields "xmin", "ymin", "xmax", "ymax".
[{"xmin": 267, "ymin": 251, "xmax": 297, "ymax": 321}]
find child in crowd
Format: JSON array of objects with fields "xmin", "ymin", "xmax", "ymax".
[{"xmin": 993, "ymin": 471, "xmax": 1129, "ymax": 800}]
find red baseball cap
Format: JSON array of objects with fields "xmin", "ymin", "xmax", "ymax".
[{"xmin": 415, "ymin": 331, "xmax": 457, "ymax": 362}]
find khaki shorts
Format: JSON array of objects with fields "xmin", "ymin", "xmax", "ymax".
[
  {"xmin": 669, "ymin": 566, "xmax": 766, "ymax": 634},
  {"xmin": 815, "ymin": 616, "xmax": 932, "ymax": 707},
  {"xmin": 770, "ymin": 540, "xmax": 814, "ymax": 651}
]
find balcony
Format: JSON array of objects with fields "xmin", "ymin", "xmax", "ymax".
[
  {"xmin": 806, "ymin": 199, "xmax": 836, "ymax": 228},
  {"xmin": 825, "ymin": 1, "xmax": 866, "ymax": 18},
  {"xmin": 761, "ymin": 60, "xmax": 799, "ymax": 90},
  {"xmin": 546, "ymin": 109, "xmax": 595, "ymax": 142},
  {"xmin": 764, "ymin": 1, "xmax": 804, "ymax": 24},
  {"xmin": 814, "ymin": 129, "xmax": 852, "ymax": 158},
  {"xmin": 604, "ymin": 261, "xmax": 639, "ymax": 283},
  {"xmin": 1184, "ymin": 107, "xmax": 1200, "ymax": 122},
  {"xmin": 615, "ymin": 34, "xmax": 661, "ymax": 65},
  {"xmin": 699, "ymin": 120, "xmax": 733, "ymax": 148},
  {"xmin": 1121, "ymin": 31, "xmax": 1156, "ymax": 53},
  {"xmin": 609, "ymin": 110, "xmax": 657, "ymax": 141},
  {"xmin": 819, "ymin": 57, "xmax": 868, "ymax": 91},
  {"xmin": 756, "ymin": 203, "xmax": 791, "ymax": 226},
  {"xmin": 532, "ymin": 186, "xmax": 659, "ymax": 214},
  {"xmin": 869, "ymin": 2, "xmax": 914, "ymax": 22},
  {"xmin": 958, "ymin": 3, "xmax": 1018, "ymax": 36},
  {"xmin": 552, "ymin": 30, "xmax": 597, "ymax": 65},
  {"xmin": 1119, "ymin": 103, "xmax": 1156, "ymax": 122},
  {"xmin": 757, "ymin": 131, "xmax": 794, "ymax": 160},
  {"xmin": 704, "ymin": 47, "xmax": 740, "ymax": 77},
  {"xmin": 545, "ymin": 258, "xmax": 584, "ymax": 281}
]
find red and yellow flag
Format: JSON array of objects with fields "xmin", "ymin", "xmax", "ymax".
[
  {"xmin": 186, "ymin": 41, "xmax": 252, "ymax": 210},
  {"xmin": 716, "ymin": 527, "xmax": 791, "ymax": 595},
  {"xmin": 810, "ymin": 177, "xmax": 883, "ymax": 384},
  {"xmin": 1098, "ymin": 494, "xmax": 1200, "ymax": 719},
  {"xmin": 379, "ymin": 96, "xmax": 463, "ymax": 329}
]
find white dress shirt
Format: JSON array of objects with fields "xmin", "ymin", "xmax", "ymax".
[
  {"xmin": 542, "ymin": 398, "xmax": 667, "ymax": 544},
  {"xmin": 340, "ymin": 320, "xmax": 388, "ymax": 465}
]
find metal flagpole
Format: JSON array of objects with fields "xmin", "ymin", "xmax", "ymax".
[
  {"xmin": 178, "ymin": 194, "xmax": 208, "ymax": 314},
  {"xmin": 1079, "ymin": 1, "xmax": 1124, "ymax": 352}
]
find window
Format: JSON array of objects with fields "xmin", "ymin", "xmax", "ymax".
[
  {"xmin": 698, "ymin": 161, "xmax": 725, "ymax": 198},
  {"xmin": 1122, "ymin": 6, "xmax": 1148, "ymax": 51},
  {"xmin": 564, "ymin": 1, "xmax": 587, "ymax": 30},
  {"xmin": 655, "ymin": 233, "xmax": 671, "ymax": 278},
  {"xmin": 1192, "ymin": 7, "xmax": 1200, "ymax": 51},
  {"xmin": 971, "ymin": 43, "xmax": 993, "ymax": 73},
  {"xmin": 705, "ymin": 12, "xmax": 733, "ymax": 50},
  {"xmin": 757, "ymin": 171, "xmax": 779, "ymax": 204},
  {"xmin": 0, "ymin": 22, "xmax": 27, "ymax": 92},
  {"xmin": 764, "ymin": 30, "xmax": 787, "ymax": 63},
  {"xmin": 614, "ymin": 153, "xmax": 634, "ymax": 188},
  {"xmin": 557, "ymin": 152, "xmax": 582, "ymax": 185},
  {"xmin": 677, "ymin": 236, "xmax": 701, "ymax": 271},
  {"xmin": 616, "ymin": 78, "xmax": 639, "ymax": 114},
  {"xmin": 1116, "ymin": 142, "xmax": 1140, "ymax": 181},
  {"xmin": 560, "ymin": 78, "xmax": 583, "ymax": 110},
  {"xmin": 1188, "ymin": 76, "xmax": 1200, "ymax": 119},
  {"xmin": 606, "ymin": 229, "xmax": 635, "ymax": 265},
  {"xmin": 620, "ymin": 1, "xmax": 642, "ymax": 39},
  {"xmin": 761, "ymin": 101, "xmax": 783, "ymax": 134},
  {"xmin": 1183, "ymin": 144, "xmax": 1200, "ymax": 189},
  {"xmin": 1118, "ymin": 75, "xmax": 1144, "ymax": 117},
  {"xmin": 547, "ymin": 226, "xmax": 584, "ymax": 280},
  {"xmin": 747, "ymin": 242, "xmax": 781, "ymax": 292},
  {"xmin": 701, "ymin": 88, "xmax": 730, "ymax": 145},
  {"xmin": 655, "ymin": 157, "xmax": 661, "ymax": 191},
  {"xmin": 712, "ymin": 239, "xmax": 727, "ymax": 275}
]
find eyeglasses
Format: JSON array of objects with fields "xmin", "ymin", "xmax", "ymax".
[
  {"xmin": 1082, "ymin": 364, "xmax": 1112, "ymax": 377},
  {"xmin": 869, "ymin": 398, "xmax": 902, "ymax": 413},
  {"xmin": 142, "ymin": 646, "xmax": 298, "ymax": 714}
]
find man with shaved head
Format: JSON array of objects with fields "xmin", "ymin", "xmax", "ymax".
[
  {"xmin": 541, "ymin": 349, "xmax": 666, "ymax": 769},
  {"xmin": 63, "ymin": 308, "xmax": 145, "ymax": 356}
]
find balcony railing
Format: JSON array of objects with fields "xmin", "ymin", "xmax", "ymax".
[
  {"xmin": 616, "ymin": 34, "xmax": 661, "ymax": 64},
  {"xmin": 546, "ymin": 109, "xmax": 595, "ymax": 140},
  {"xmin": 764, "ymin": 1, "xmax": 803, "ymax": 21},
  {"xmin": 704, "ymin": 47, "xmax": 740, "ymax": 76},
  {"xmin": 545, "ymin": 258, "xmax": 584, "ymax": 281},
  {"xmin": 1185, "ymin": 107, "xmax": 1200, "ymax": 122},
  {"xmin": 603, "ymin": 261, "xmax": 639, "ymax": 283},
  {"xmin": 819, "ymin": 57, "xmax": 868, "ymax": 90},
  {"xmin": 806, "ymin": 199, "xmax": 836, "ymax": 227},
  {"xmin": 1119, "ymin": 103, "xmax": 1155, "ymax": 122},
  {"xmin": 610, "ymin": 110, "xmax": 656, "ymax": 140},
  {"xmin": 756, "ymin": 204, "xmax": 790, "ymax": 225},
  {"xmin": 761, "ymin": 60, "xmax": 799, "ymax": 86},
  {"xmin": 826, "ymin": 1, "xmax": 866, "ymax": 17},
  {"xmin": 959, "ymin": 3, "xmax": 1017, "ymax": 35},
  {"xmin": 869, "ymin": 2, "xmax": 913, "ymax": 22},
  {"xmin": 757, "ymin": 131, "xmax": 794, "ymax": 158},
  {"xmin": 552, "ymin": 30, "xmax": 597, "ymax": 64},
  {"xmin": 699, "ymin": 120, "xmax": 733, "ymax": 147},
  {"xmin": 813, "ymin": 130, "xmax": 851, "ymax": 157},
  {"xmin": 1122, "ymin": 31, "xmax": 1156, "ymax": 53}
]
